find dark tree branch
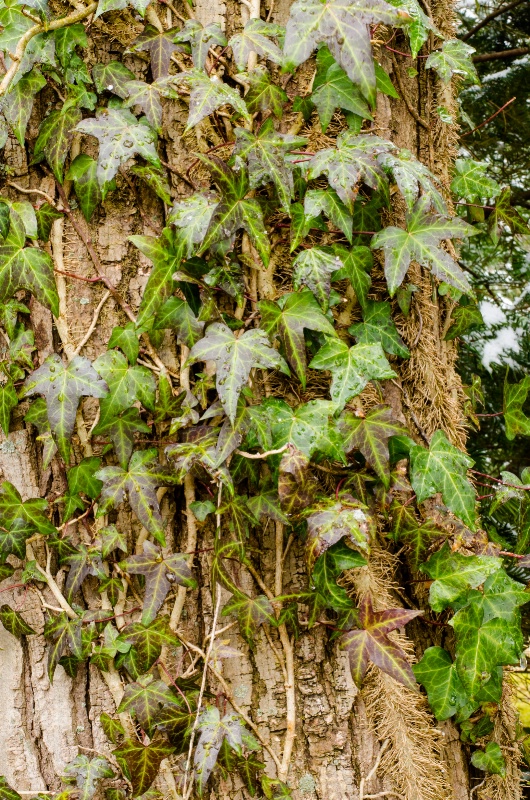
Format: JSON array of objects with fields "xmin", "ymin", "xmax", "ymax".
[
  {"xmin": 472, "ymin": 46, "xmax": 530, "ymax": 63},
  {"xmin": 462, "ymin": 0, "xmax": 526, "ymax": 41}
]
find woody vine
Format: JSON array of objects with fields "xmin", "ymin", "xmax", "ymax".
[{"xmin": 0, "ymin": 0, "xmax": 529, "ymax": 797}]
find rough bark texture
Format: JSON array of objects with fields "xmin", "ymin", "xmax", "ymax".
[{"xmin": 0, "ymin": 0, "xmax": 518, "ymax": 798}]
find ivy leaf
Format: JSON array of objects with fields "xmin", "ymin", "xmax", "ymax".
[
  {"xmin": 278, "ymin": 446, "xmax": 318, "ymax": 514},
  {"xmin": 0, "ymin": 604, "xmax": 36, "ymax": 637},
  {"xmin": 63, "ymin": 755, "xmax": 114, "ymax": 800},
  {"xmin": 283, "ymin": 0, "xmax": 402, "ymax": 106},
  {"xmin": 92, "ymin": 61, "xmax": 136, "ymax": 97},
  {"xmin": 245, "ymin": 65, "xmax": 287, "ymax": 118},
  {"xmin": 66, "ymin": 154, "xmax": 102, "ymax": 223},
  {"xmin": 33, "ymin": 104, "xmax": 82, "ymax": 182},
  {"xmin": 260, "ymin": 397, "xmax": 346, "ymax": 461},
  {"xmin": 153, "ymin": 297, "xmax": 204, "ymax": 348},
  {"xmin": 120, "ymin": 79, "xmax": 163, "ymax": 132},
  {"xmin": 0, "ymin": 378, "xmax": 17, "ymax": 436},
  {"xmin": 371, "ymin": 196, "xmax": 477, "ymax": 297},
  {"xmin": 306, "ymin": 132, "xmax": 390, "ymax": 211},
  {"xmin": 412, "ymin": 647, "xmax": 469, "ymax": 720},
  {"xmin": 99, "ymin": 524, "xmax": 127, "ymax": 559},
  {"xmin": 229, "ymin": 19, "xmax": 283, "ymax": 71},
  {"xmin": 349, "ymin": 299, "xmax": 410, "ymax": 357},
  {"xmin": 197, "ymin": 156, "xmax": 269, "ymax": 265},
  {"xmin": 377, "ymin": 147, "xmax": 446, "ymax": 213},
  {"xmin": 341, "ymin": 595, "xmax": 422, "ymax": 689},
  {"xmin": 108, "ymin": 323, "xmax": 140, "ymax": 365},
  {"xmin": 310, "ymin": 339, "xmax": 395, "ymax": 410},
  {"xmin": 339, "ymin": 405, "xmax": 407, "ymax": 486},
  {"xmin": 120, "ymin": 616, "xmax": 178, "ymax": 676},
  {"xmin": 130, "ymin": 164, "xmax": 171, "ymax": 204},
  {"xmin": 444, "ymin": 300, "xmax": 484, "ymax": 341},
  {"xmin": 186, "ymin": 323, "xmax": 288, "ymax": 424},
  {"xmin": 68, "ymin": 456, "xmax": 103, "ymax": 500},
  {"xmin": 487, "ymin": 187, "xmax": 530, "ymax": 244},
  {"xmin": 194, "ymin": 707, "xmax": 244, "ymax": 794},
  {"xmin": 129, "ymin": 25, "xmax": 183, "ymax": 79},
  {"xmin": 118, "ymin": 675, "xmax": 179, "ymax": 734},
  {"xmin": 168, "ymin": 193, "xmax": 217, "ymax": 259},
  {"xmin": 233, "ymin": 122, "xmax": 304, "ymax": 214},
  {"xmin": 409, "ymin": 431, "xmax": 476, "ymax": 529},
  {"xmin": 94, "ymin": 350, "xmax": 155, "ymax": 428},
  {"xmin": 3, "ymin": 68, "xmax": 46, "ymax": 146},
  {"xmin": 171, "ymin": 70, "xmax": 250, "ymax": 129},
  {"xmin": 64, "ymin": 545, "xmax": 104, "ymax": 602},
  {"xmin": 421, "ymin": 543, "xmax": 502, "ymax": 612},
  {"xmin": 75, "ymin": 108, "xmax": 160, "ymax": 197},
  {"xmin": 222, "ymin": 594, "xmax": 276, "ymax": 648},
  {"xmin": 130, "ymin": 232, "xmax": 184, "ymax": 328},
  {"xmin": 306, "ymin": 497, "xmax": 373, "ymax": 570},
  {"xmin": 173, "ymin": 20, "xmax": 226, "ymax": 70},
  {"xmin": 450, "ymin": 158, "xmax": 501, "ymax": 203},
  {"xmin": 0, "ymin": 778, "xmax": 20, "ymax": 800},
  {"xmin": 471, "ymin": 743, "xmax": 506, "ymax": 777},
  {"xmin": 119, "ymin": 540, "xmax": 196, "ymax": 625},
  {"xmin": 312, "ymin": 60, "xmax": 372, "ymax": 132},
  {"xmin": 463, "ymin": 569, "xmax": 530, "ymax": 624},
  {"xmin": 113, "ymin": 733, "xmax": 175, "ymax": 798},
  {"xmin": 259, "ymin": 290, "xmax": 336, "ymax": 386},
  {"xmin": 0, "ymin": 212, "xmax": 59, "ymax": 315},
  {"xmin": 503, "ymin": 376, "xmax": 530, "ymax": 440},
  {"xmin": 332, "ymin": 245, "xmax": 373, "ymax": 308},
  {"xmin": 312, "ymin": 539, "xmax": 366, "ymax": 611},
  {"xmin": 96, "ymin": 450, "xmax": 177, "ymax": 545},
  {"xmin": 292, "ymin": 247, "xmax": 342, "ymax": 310},
  {"xmin": 246, "ymin": 491, "xmax": 289, "ymax": 525},
  {"xmin": 425, "ymin": 39, "xmax": 478, "ymax": 85},
  {"xmin": 36, "ymin": 204, "xmax": 63, "ymax": 243},
  {"xmin": 21, "ymin": 354, "xmax": 108, "ymax": 462},
  {"xmin": 304, "ymin": 188, "xmax": 353, "ymax": 241}
]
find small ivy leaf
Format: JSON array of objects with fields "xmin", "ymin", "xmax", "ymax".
[
  {"xmin": 75, "ymin": 108, "xmax": 160, "ymax": 198},
  {"xmin": 374, "ymin": 61, "xmax": 399, "ymax": 97},
  {"xmin": 444, "ymin": 300, "xmax": 484, "ymax": 340},
  {"xmin": 99, "ymin": 524, "xmax": 127, "ymax": 559},
  {"xmin": 101, "ymin": 712, "xmax": 125, "ymax": 744},
  {"xmin": 35, "ymin": 203, "xmax": 63, "ymax": 243},
  {"xmin": 153, "ymin": 297, "xmax": 204, "ymax": 348},
  {"xmin": 278, "ymin": 446, "xmax": 318, "ymax": 514},
  {"xmin": 259, "ymin": 289, "xmax": 336, "ymax": 387},
  {"xmin": 119, "ymin": 540, "xmax": 196, "ymax": 625},
  {"xmin": 0, "ymin": 208, "xmax": 59, "ymax": 315},
  {"xmin": 3, "ymin": 67, "xmax": 46, "ymax": 146},
  {"xmin": 190, "ymin": 500, "xmax": 216, "ymax": 522},
  {"xmin": 304, "ymin": 188, "xmax": 353, "ymax": 241},
  {"xmin": 261, "ymin": 397, "xmax": 346, "ymax": 462},
  {"xmin": 33, "ymin": 103, "xmax": 81, "ymax": 183},
  {"xmin": 0, "ymin": 518, "xmax": 34, "ymax": 559},
  {"xmin": 503, "ymin": 377, "xmax": 530, "ymax": 440},
  {"xmin": 0, "ymin": 299, "xmax": 29, "ymax": 340},
  {"xmin": 93, "ymin": 350, "xmax": 155, "ymax": 428},
  {"xmin": 173, "ymin": 19, "xmax": 227, "ymax": 71},
  {"xmin": 222, "ymin": 594, "xmax": 276, "ymax": 648},
  {"xmin": 186, "ymin": 322, "xmax": 288, "ymax": 424},
  {"xmin": 421, "ymin": 542, "xmax": 502, "ymax": 612},
  {"xmin": 197, "ymin": 156, "xmax": 269, "ymax": 265},
  {"xmin": 341, "ymin": 595, "xmax": 423, "ymax": 689},
  {"xmin": 0, "ymin": 481, "xmax": 51, "ymax": 537},
  {"xmin": 119, "ymin": 616, "xmax": 178, "ymax": 676},
  {"xmin": 306, "ymin": 496, "xmax": 373, "ymax": 571},
  {"xmin": 471, "ymin": 742, "xmax": 506, "ymax": 777},
  {"xmin": 25, "ymin": 398, "xmax": 57, "ymax": 468},
  {"xmin": 312, "ymin": 60, "xmax": 372, "ymax": 133},
  {"xmin": 21, "ymin": 354, "xmax": 108, "ymax": 462},
  {"xmin": 64, "ymin": 544, "xmax": 104, "ymax": 602},
  {"xmin": 371, "ymin": 195, "xmax": 478, "ymax": 297},
  {"xmin": 96, "ymin": 450, "xmax": 177, "ymax": 546},
  {"xmin": 246, "ymin": 490, "xmax": 289, "ymax": 525},
  {"xmin": 128, "ymin": 25, "xmax": 183, "ymax": 78},
  {"xmin": 339, "ymin": 405, "xmax": 408, "ymax": 486},
  {"xmin": 212, "ymin": 400, "xmax": 251, "ymax": 467},
  {"xmin": 120, "ymin": 79, "xmax": 163, "ymax": 132},
  {"xmin": 306, "ymin": 132, "xmax": 390, "ymax": 211},
  {"xmin": 0, "ymin": 378, "xmax": 17, "ymax": 436},
  {"xmin": 487, "ymin": 186, "xmax": 530, "ymax": 245},
  {"xmin": 312, "ymin": 539, "xmax": 366, "ymax": 611},
  {"xmin": 0, "ymin": 604, "xmax": 36, "ymax": 637},
  {"xmin": 66, "ymin": 154, "xmax": 102, "ymax": 223},
  {"xmin": 169, "ymin": 69, "xmax": 250, "ymax": 130},
  {"xmin": 310, "ymin": 339, "xmax": 396, "ymax": 410},
  {"xmin": 130, "ymin": 231, "xmax": 185, "ymax": 328},
  {"xmin": 450, "ymin": 158, "xmax": 501, "ymax": 203},
  {"xmin": 283, "ymin": 0, "xmax": 402, "ymax": 106},
  {"xmin": 412, "ymin": 647, "xmax": 469, "ymax": 720},
  {"xmin": 233, "ymin": 121, "xmax": 305, "ymax": 214},
  {"xmin": 245, "ymin": 65, "xmax": 287, "ymax": 118},
  {"xmin": 289, "ymin": 202, "xmax": 327, "ymax": 252},
  {"xmin": 118, "ymin": 675, "xmax": 179, "ymax": 734},
  {"xmin": 167, "ymin": 193, "xmax": 218, "ymax": 259},
  {"xmin": 409, "ymin": 430, "xmax": 477, "ymax": 529},
  {"xmin": 92, "ymin": 61, "xmax": 136, "ymax": 97},
  {"xmin": 292, "ymin": 247, "xmax": 342, "ymax": 310},
  {"xmin": 96, "ymin": 408, "xmax": 151, "ymax": 469},
  {"xmin": 465, "ymin": 568, "xmax": 530, "ymax": 624},
  {"xmin": 108, "ymin": 323, "xmax": 140, "ymax": 365},
  {"xmin": 0, "ymin": 778, "xmax": 21, "ymax": 800},
  {"xmin": 67, "ymin": 456, "xmax": 103, "ymax": 500},
  {"xmin": 349, "ymin": 299, "xmax": 410, "ymax": 357},
  {"xmin": 425, "ymin": 39, "xmax": 479, "ymax": 85},
  {"xmin": 63, "ymin": 755, "xmax": 114, "ymax": 800},
  {"xmin": 113, "ymin": 733, "xmax": 175, "ymax": 798},
  {"xmin": 377, "ymin": 147, "xmax": 446, "ymax": 213},
  {"xmin": 387, "ymin": 0, "xmax": 440, "ymax": 58},
  {"xmin": 130, "ymin": 164, "xmax": 172, "ymax": 205},
  {"xmin": 166, "ymin": 431, "xmax": 233, "ymax": 491},
  {"xmin": 229, "ymin": 18, "xmax": 283, "ymax": 71},
  {"xmin": 194, "ymin": 707, "xmax": 244, "ymax": 794},
  {"xmin": 332, "ymin": 245, "xmax": 373, "ymax": 309}
]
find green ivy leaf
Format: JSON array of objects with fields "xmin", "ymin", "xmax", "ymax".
[
  {"xmin": 503, "ymin": 376, "xmax": 530, "ymax": 440},
  {"xmin": 3, "ymin": 68, "xmax": 46, "ymax": 146},
  {"xmin": 186, "ymin": 323, "xmax": 288, "ymax": 424},
  {"xmin": 372, "ymin": 196, "xmax": 477, "ymax": 297},
  {"xmin": 174, "ymin": 20, "xmax": 226, "ymax": 71},
  {"xmin": 119, "ymin": 616, "xmax": 178, "ymax": 676},
  {"xmin": 487, "ymin": 187, "xmax": 530, "ymax": 244},
  {"xmin": 341, "ymin": 595, "xmax": 422, "ymax": 689},
  {"xmin": 450, "ymin": 159, "xmax": 501, "ymax": 203},
  {"xmin": 113, "ymin": 733, "xmax": 175, "ymax": 798},
  {"xmin": 22, "ymin": 354, "xmax": 109, "ymax": 462},
  {"xmin": 378, "ymin": 147, "xmax": 446, "ymax": 213},
  {"xmin": 425, "ymin": 39, "xmax": 478, "ymax": 85},
  {"xmin": 153, "ymin": 297, "xmax": 204, "ymax": 348},
  {"xmin": 63, "ymin": 755, "xmax": 114, "ymax": 800},
  {"xmin": 310, "ymin": 339, "xmax": 395, "ymax": 409},
  {"xmin": 412, "ymin": 647, "xmax": 469, "ymax": 720},
  {"xmin": 259, "ymin": 290, "xmax": 336, "ymax": 386},
  {"xmin": 283, "ymin": 0, "xmax": 401, "ymax": 106},
  {"xmin": 170, "ymin": 69, "xmax": 250, "ymax": 129},
  {"xmin": 129, "ymin": 25, "xmax": 183, "ymax": 78},
  {"xmin": 444, "ymin": 300, "xmax": 484, "ymax": 340},
  {"xmin": 0, "ymin": 604, "xmax": 36, "ymax": 637},
  {"xmin": 194, "ymin": 708, "xmax": 244, "ymax": 794},
  {"xmin": 306, "ymin": 497, "xmax": 373, "ymax": 570},
  {"xmin": 33, "ymin": 104, "xmax": 82, "ymax": 182},
  {"xmin": 222, "ymin": 594, "xmax": 276, "ymax": 648},
  {"xmin": 119, "ymin": 540, "xmax": 196, "ymax": 624},
  {"xmin": 229, "ymin": 19, "xmax": 283, "ymax": 71},
  {"xmin": 311, "ymin": 61, "xmax": 372, "ymax": 132},
  {"xmin": 130, "ymin": 164, "xmax": 172, "ymax": 205},
  {"xmin": 0, "ymin": 777, "xmax": 21, "ymax": 800},
  {"xmin": 339, "ymin": 405, "xmax": 407, "ymax": 485},
  {"xmin": 332, "ymin": 245, "xmax": 372, "ymax": 308},
  {"xmin": 312, "ymin": 539, "xmax": 366, "ymax": 611},
  {"xmin": 260, "ymin": 397, "xmax": 346, "ymax": 461},
  {"xmin": 122, "ymin": 79, "xmax": 164, "ymax": 132},
  {"xmin": 349, "ymin": 299, "xmax": 410, "ymax": 357},
  {"xmin": 0, "ymin": 378, "xmax": 17, "ymax": 436},
  {"xmin": 92, "ymin": 61, "xmax": 136, "ymax": 97},
  {"xmin": 292, "ymin": 247, "xmax": 342, "ymax": 310},
  {"xmin": 118, "ymin": 674, "xmax": 179, "ymax": 734},
  {"xmin": 245, "ymin": 66, "xmax": 287, "ymax": 118},
  {"xmin": 387, "ymin": 0, "xmax": 440, "ymax": 58},
  {"xmin": 94, "ymin": 349, "xmax": 155, "ymax": 429},
  {"xmin": 470, "ymin": 743, "xmax": 506, "ymax": 777},
  {"xmin": 421, "ymin": 543, "xmax": 502, "ymax": 612},
  {"xmin": 304, "ymin": 188, "xmax": 353, "ymax": 241},
  {"xmin": 66, "ymin": 154, "xmax": 102, "ymax": 223},
  {"xmin": 108, "ymin": 323, "xmax": 140, "ymax": 365},
  {"xmin": 36, "ymin": 203, "xmax": 63, "ymax": 242}
]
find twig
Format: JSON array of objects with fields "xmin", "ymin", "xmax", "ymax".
[
  {"xmin": 391, "ymin": 56, "xmax": 429, "ymax": 131},
  {"xmin": 470, "ymin": 778, "xmax": 486, "ymax": 799},
  {"xmin": 73, "ymin": 290, "xmax": 111, "ymax": 356},
  {"xmin": 235, "ymin": 444, "xmax": 288, "ymax": 459},
  {"xmin": 462, "ymin": 0, "xmax": 525, "ymax": 41},
  {"xmin": 359, "ymin": 739, "xmax": 391, "ymax": 800},
  {"xmin": 7, "ymin": 182, "xmax": 56, "ymax": 205},
  {"xmin": 461, "ymin": 97, "xmax": 516, "ymax": 136},
  {"xmin": 275, "ymin": 520, "xmax": 296, "ymax": 782},
  {"xmin": 472, "ymin": 47, "xmax": 529, "ymax": 63}
]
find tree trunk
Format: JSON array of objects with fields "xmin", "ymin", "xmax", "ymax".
[{"xmin": 0, "ymin": 0, "xmax": 521, "ymax": 799}]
